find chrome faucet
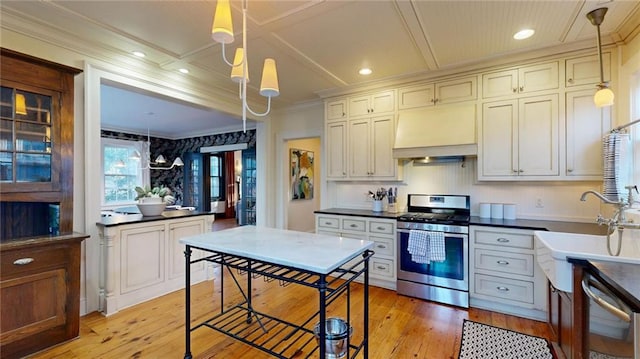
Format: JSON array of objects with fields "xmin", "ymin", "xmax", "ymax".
[{"xmin": 579, "ymin": 190, "xmax": 619, "ymax": 204}]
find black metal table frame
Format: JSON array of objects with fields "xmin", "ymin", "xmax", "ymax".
[{"xmin": 183, "ymin": 245, "xmax": 373, "ymax": 359}]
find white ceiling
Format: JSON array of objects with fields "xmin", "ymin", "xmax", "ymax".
[{"xmin": 1, "ymin": 0, "xmax": 639, "ymax": 138}]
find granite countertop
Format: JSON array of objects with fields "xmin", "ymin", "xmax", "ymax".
[
  {"xmin": 314, "ymin": 208, "xmax": 608, "ymax": 235},
  {"xmin": 569, "ymin": 258, "xmax": 640, "ymax": 311},
  {"xmin": 179, "ymin": 226, "xmax": 374, "ymax": 274},
  {"xmin": 97, "ymin": 208, "xmax": 214, "ymax": 227}
]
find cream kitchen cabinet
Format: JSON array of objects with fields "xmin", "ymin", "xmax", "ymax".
[
  {"xmin": 469, "ymin": 225, "xmax": 547, "ymax": 321},
  {"xmin": 479, "ymin": 94, "xmax": 559, "ymax": 180},
  {"xmin": 326, "ymin": 98, "xmax": 348, "ymax": 120},
  {"xmin": 348, "ymin": 90, "xmax": 395, "ymax": 117},
  {"xmin": 349, "ymin": 115, "xmax": 397, "ymax": 179},
  {"xmin": 565, "ymin": 52, "xmax": 611, "ymax": 87},
  {"xmin": 315, "ymin": 214, "xmax": 396, "ymax": 290},
  {"xmin": 565, "ymin": 89, "xmax": 611, "ymax": 178},
  {"xmin": 97, "ymin": 214, "xmax": 215, "ymax": 316},
  {"xmin": 325, "ymin": 120, "xmax": 348, "ymax": 179},
  {"xmin": 482, "ymin": 62, "xmax": 558, "ymax": 98},
  {"xmin": 398, "ymin": 75, "xmax": 477, "ymax": 110}
]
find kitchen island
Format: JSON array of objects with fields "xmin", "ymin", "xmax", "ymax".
[
  {"xmin": 180, "ymin": 226, "xmax": 374, "ymax": 359},
  {"xmin": 96, "ymin": 210, "xmax": 215, "ymax": 315}
]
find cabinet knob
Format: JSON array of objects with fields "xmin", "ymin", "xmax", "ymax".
[
  {"xmin": 518, "ymin": 169, "xmax": 524, "ymax": 173},
  {"xmin": 350, "ymin": 224, "xmax": 357, "ymax": 228},
  {"xmin": 568, "ymin": 78, "xmax": 574, "ymax": 84},
  {"xmin": 376, "ymin": 244, "xmax": 386, "ymax": 249},
  {"xmin": 567, "ymin": 169, "xmax": 573, "ymax": 173},
  {"xmin": 496, "ymin": 237, "xmax": 510, "ymax": 243},
  {"xmin": 342, "ymin": 172, "xmax": 346, "ymax": 176},
  {"xmin": 512, "ymin": 88, "xmax": 517, "ymax": 93},
  {"xmin": 430, "ymin": 98, "xmax": 435, "ymax": 103},
  {"xmin": 496, "ymin": 286, "xmax": 510, "ymax": 292},
  {"xmin": 324, "ymin": 222, "xmax": 332, "ymax": 225},
  {"xmin": 376, "ymin": 226, "xmax": 385, "ymax": 230},
  {"xmin": 376, "ymin": 265, "xmax": 387, "ymax": 270},
  {"xmin": 433, "ymin": 98, "xmax": 439, "ymax": 104},
  {"xmin": 512, "ymin": 169, "xmax": 518, "ymax": 173},
  {"xmin": 13, "ymin": 257, "xmax": 34, "ymax": 265},
  {"xmin": 519, "ymin": 86, "xmax": 524, "ymax": 92},
  {"xmin": 496, "ymin": 260, "xmax": 510, "ymax": 265}
]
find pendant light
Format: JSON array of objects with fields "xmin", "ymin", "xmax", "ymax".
[
  {"xmin": 211, "ymin": 0, "xmax": 280, "ymax": 132},
  {"xmin": 586, "ymin": 8, "xmax": 614, "ymax": 108},
  {"xmin": 131, "ymin": 115, "xmax": 184, "ymax": 170}
]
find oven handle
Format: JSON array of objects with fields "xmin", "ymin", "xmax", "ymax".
[{"xmin": 581, "ymin": 276, "xmax": 631, "ymax": 322}]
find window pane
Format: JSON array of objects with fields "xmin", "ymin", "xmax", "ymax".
[
  {"xmin": 0, "ymin": 151, "xmax": 13, "ymax": 181},
  {"xmin": 0, "ymin": 119, "xmax": 12, "ymax": 151},
  {"xmin": 16, "ymin": 153, "xmax": 51, "ymax": 182},
  {"xmin": 16, "ymin": 122, "xmax": 50, "ymax": 152},
  {"xmin": 103, "ymin": 141, "xmax": 143, "ymax": 204},
  {"xmin": 0, "ymin": 87, "xmax": 12, "ymax": 118}
]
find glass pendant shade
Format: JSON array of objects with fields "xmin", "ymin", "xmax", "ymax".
[
  {"xmin": 230, "ymin": 48, "xmax": 248, "ymax": 83},
  {"xmin": 211, "ymin": 0, "xmax": 234, "ymax": 44},
  {"xmin": 594, "ymin": 87, "xmax": 614, "ymax": 107},
  {"xmin": 259, "ymin": 58, "xmax": 280, "ymax": 97},
  {"xmin": 15, "ymin": 93, "xmax": 27, "ymax": 115}
]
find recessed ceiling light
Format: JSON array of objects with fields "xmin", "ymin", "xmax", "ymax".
[
  {"xmin": 513, "ymin": 29, "xmax": 535, "ymax": 40},
  {"xmin": 132, "ymin": 51, "xmax": 146, "ymax": 58},
  {"xmin": 178, "ymin": 68, "xmax": 189, "ymax": 74},
  {"xmin": 359, "ymin": 68, "xmax": 372, "ymax": 75}
]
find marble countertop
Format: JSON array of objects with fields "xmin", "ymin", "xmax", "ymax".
[
  {"xmin": 314, "ymin": 208, "xmax": 607, "ymax": 235},
  {"xmin": 569, "ymin": 258, "xmax": 640, "ymax": 311},
  {"xmin": 179, "ymin": 226, "xmax": 374, "ymax": 274}
]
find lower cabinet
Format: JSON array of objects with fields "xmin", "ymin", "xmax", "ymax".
[
  {"xmin": 315, "ymin": 214, "xmax": 396, "ymax": 290},
  {"xmin": 0, "ymin": 235, "xmax": 87, "ymax": 358},
  {"xmin": 97, "ymin": 214, "xmax": 215, "ymax": 316},
  {"xmin": 469, "ymin": 225, "xmax": 548, "ymax": 321}
]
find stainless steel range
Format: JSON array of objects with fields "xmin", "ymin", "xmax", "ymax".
[{"xmin": 396, "ymin": 194, "xmax": 470, "ymax": 308}]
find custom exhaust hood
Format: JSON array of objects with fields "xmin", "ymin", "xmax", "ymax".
[{"xmin": 392, "ymin": 104, "xmax": 477, "ymax": 159}]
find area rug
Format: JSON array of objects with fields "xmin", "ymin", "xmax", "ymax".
[{"xmin": 458, "ymin": 319, "xmax": 555, "ymax": 359}]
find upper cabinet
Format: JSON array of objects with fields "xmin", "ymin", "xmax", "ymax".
[
  {"xmin": 482, "ymin": 62, "xmax": 558, "ymax": 98},
  {"xmin": 0, "ymin": 49, "xmax": 80, "ymax": 237},
  {"xmin": 325, "ymin": 120, "xmax": 348, "ymax": 179},
  {"xmin": 349, "ymin": 90, "xmax": 395, "ymax": 117},
  {"xmin": 398, "ymin": 76, "xmax": 477, "ymax": 110},
  {"xmin": 565, "ymin": 53, "xmax": 611, "ymax": 88},
  {"xmin": 326, "ymin": 99, "xmax": 348, "ymax": 121},
  {"xmin": 349, "ymin": 115, "xmax": 397, "ymax": 179}
]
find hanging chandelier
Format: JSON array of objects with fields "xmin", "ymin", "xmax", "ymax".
[
  {"xmin": 586, "ymin": 7, "xmax": 614, "ymax": 108},
  {"xmin": 211, "ymin": 0, "xmax": 280, "ymax": 132}
]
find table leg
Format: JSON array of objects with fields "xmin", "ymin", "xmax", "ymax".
[
  {"xmin": 184, "ymin": 246, "xmax": 192, "ymax": 359},
  {"xmin": 364, "ymin": 250, "xmax": 370, "ymax": 358},
  {"xmin": 319, "ymin": 274, "xmax": 327, "ymax": 358}
]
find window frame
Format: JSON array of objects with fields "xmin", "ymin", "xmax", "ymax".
[
  {"xmin": 101, "ymin": 137, "xmax": 149, "ymax": 209},
  {"xmin": 209, "ymin": 153, "xmax": 225, "ymax": 201}
]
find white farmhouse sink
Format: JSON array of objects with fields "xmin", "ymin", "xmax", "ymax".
[{"xmin": 535, "ymin": 228, "xmax": 640, "ymax": 292}]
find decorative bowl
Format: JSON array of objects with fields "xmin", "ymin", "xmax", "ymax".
[{"xmin": 136, "ymin": 202, "xmax": 166, "ymax": 216}]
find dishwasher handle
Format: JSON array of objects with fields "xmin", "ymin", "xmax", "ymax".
[{"xmin": 582, "ymin": 276, "xmax": 631, "ymax": 322}]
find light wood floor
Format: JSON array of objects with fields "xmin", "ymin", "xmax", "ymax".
[{"xmin": 29, "ymin": 220, "xmax": 555, "ymax": 358}]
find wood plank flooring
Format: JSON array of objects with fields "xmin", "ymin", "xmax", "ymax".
[{"xmin": 28, "ymin": 220, "xmax": 555, "ymax": 358}]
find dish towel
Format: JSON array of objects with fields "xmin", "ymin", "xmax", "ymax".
[
  {"xmin": 428, "ymin": 231, "xmax": 446, "ymax": 262},
  {"xmin": 602, "ymin": 132, "xmax": 630, "ymax": 203},
  {"xmin": 408, "ymin": 230, "xmax": 430, "ymax": 264}
]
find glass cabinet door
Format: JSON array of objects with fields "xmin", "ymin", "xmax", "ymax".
[{"xmin": 0, "ymin": 85, "xmax": 59, "ymax": 191}]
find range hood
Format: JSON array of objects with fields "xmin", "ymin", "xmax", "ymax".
[{"xmin": 392, "ymin": 104, "xmax": 477, "ymax": 159}]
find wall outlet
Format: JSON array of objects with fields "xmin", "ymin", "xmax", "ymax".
[{"xmin": 536, "ymin": 198, "xmax": 544, "ymax": 208}]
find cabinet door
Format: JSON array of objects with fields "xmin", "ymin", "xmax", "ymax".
[
  {"xmin": 436, "ymin": 76, "xmax": 477, "ymax": 104},
  {"xmin": 370, "ymin": 116, "xmax": 396, "ymax": 178},
  {"xmin": 326, "ymin": 99, "xmax": 347, "ymax": 120},
  {"xmin": 518, "ymin": 94, "xmax": 558, "ymax": 176},
  {"xmin": 168, "ymin": 220, "xmax": 205, "ymax": 280},
  {"xmin": 565, "ymin": 90, "xmax": 611, "ymax": 177},
  {"xmin": 398, "ymin": 83, "xmax": 435, "ymax": 109},
  {"xmin": 326, "ymin": 121, "xmax": 348, "ymax": 179},
  {"xmin": 518, "ymin": 62, "xmax": 558, "ymax": 93},
  {"xmin": 482, "ymin": 69, "xmax": 518, "ymax": 98},
  {"xmin": 349, "ymin": 118, "xmax": 371, "ymax": 177},
  {"xmin": 480, "ymin": 100, "xmax": 517, "ymax": 177},
  {"xmin": 370, "ymin": 90, "xmax": 395, "ymax": 113},
  {"xmin": 566, "ymin": 53, "xmax": 611, "ymax": 87},
  {"xmin": 120, "ymin": 224, "xmax": 166, "ymax": 293},
  {"xmin": 349, "ymin": 95, "xmax": 371, "ymax": 117}
]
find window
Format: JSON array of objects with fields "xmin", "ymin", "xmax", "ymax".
[
  {"xmin": 101, "ymin": 138, "xmax": 148, "ymax": 206},
  {"xmin": 210, "ymin": 154, "xmax": 224, "ymax": 200}
]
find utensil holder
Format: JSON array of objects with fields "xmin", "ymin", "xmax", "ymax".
[{"xmin": 372, "ymin": 200, "xmax": 383, "ymax": 212}]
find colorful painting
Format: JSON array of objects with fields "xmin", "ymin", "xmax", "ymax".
[{"xmin": 290, "ymin": 148, "xmax": 314, "ymax": 200}]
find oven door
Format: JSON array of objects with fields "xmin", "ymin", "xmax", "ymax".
[{"xmin": 397, "ymin": 228, "xmax": 468, "ymax": 291}]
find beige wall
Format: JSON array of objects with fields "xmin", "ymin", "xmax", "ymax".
[{"xmin": 286, "ymin": 138, "xmax": 321, "ymax": 232}]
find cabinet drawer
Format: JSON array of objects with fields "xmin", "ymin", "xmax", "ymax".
[
  {"xmin": 317, "ymin": 216, "xmax": 339, "ymax": 230},
  {"xmin": 341, "ymin": 218, "xmax": 366, "ymax": 232},
  {"xmin": 369, "ymin": 221, "xmax": 394, "ymax": 235},
  {"xmin": 473, "ymin": 274, "xmax": 534, "ymax": 304},
  {"xmin": 474, "ymin": 230, "xmax": 533, "ymax": 249},
  {"xmin": 370, "ymin": 257, "xmax": 394, "ymax": 278},
  {"xmin": 1, "ymin": 247, "xmax": 67, "ymax": 279},
  {"xmin": 474, "ymin": 249, "xmax": 534, "ymax": 276},
  {"xmin": 370, "ymin": 235, "xmax": 394, "ymax": 257}
]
